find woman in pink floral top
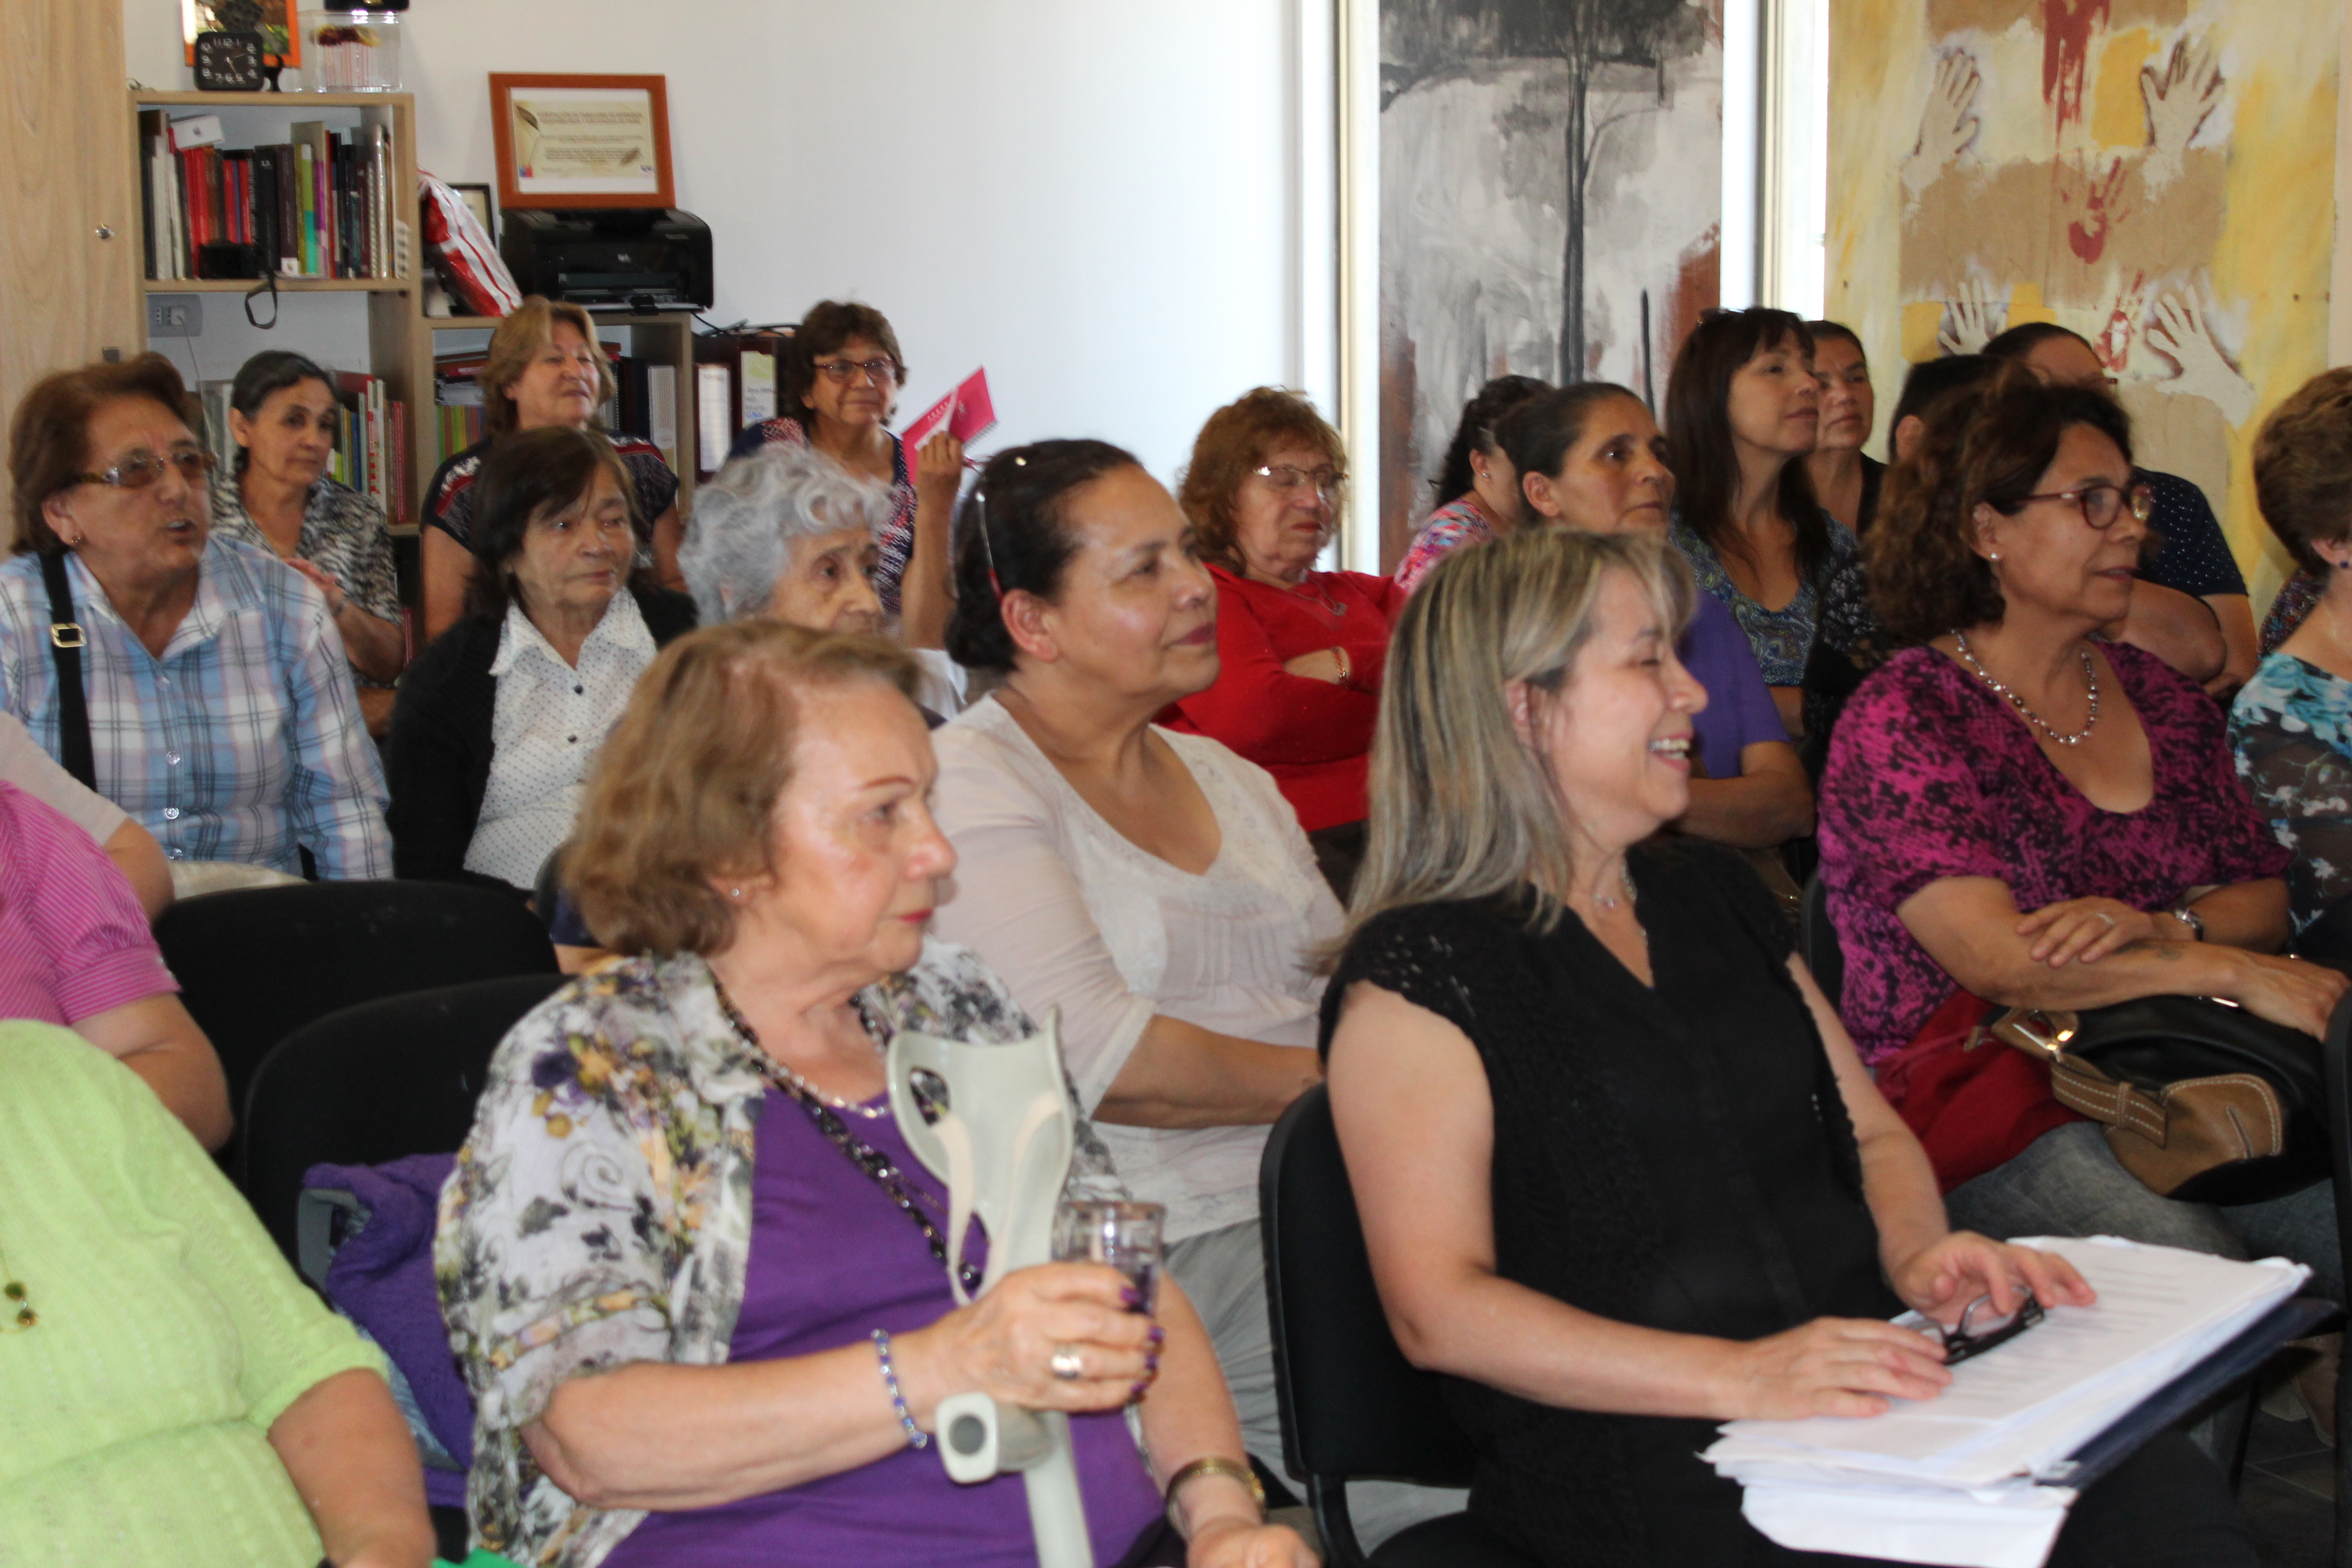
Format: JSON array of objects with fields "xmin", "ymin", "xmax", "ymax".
[
  {"xmin": 1393, "ymin": 374, "xmax": 1548, "ymax": 593},
  {"xmin": 1819, "ymin": 365, "xmax": 2343, "ymax": 1298}
]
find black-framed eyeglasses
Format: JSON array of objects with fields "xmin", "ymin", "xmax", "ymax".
[
  {"xmin": 1250, "ymin": 463, "xmax": 1346, "ymax": 500},
  {"xmin": 813, "ymin": 358, "xmax": 900, "ymax": 387},
  {"xmin": 1939, "ymin": 1293, "xmax": 2043, "ymax": 1366},
  {"xmin": 72, "ymin": 449, "xmax": 216, "ymax": 490},
  {"xmin": 2017, "ymin": 482, "xmax": 2154, "ymax": 531}
]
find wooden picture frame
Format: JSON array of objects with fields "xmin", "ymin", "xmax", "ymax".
[
  {"xmin": 181, "ymin": 0, "xmax": 302, "ymax": 66},
  {"xmin": 490, "ymin": 74, "xmax": 674, "ymax": 211},
  {"xmin": 450, "ymin": 182, "xmax": 496, "ymax": 245}
]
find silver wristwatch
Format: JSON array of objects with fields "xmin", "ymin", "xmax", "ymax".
[{"xmin": 2168, "ymin": 905, "xmax": 2206, "ymax": 941}]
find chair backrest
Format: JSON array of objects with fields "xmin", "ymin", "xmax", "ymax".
[
  {"xmin": 1799, "ymin": 873, "xmax": 1843, "ymax": 1006},
  {"xmin": 241, "ymin": 973, "xmax": 567, "ymax": 1267},
  {"xmin": 155, "ymin": 881, "xmax": 559, "ymax": 1154},
  {"xmin": 2295, "ymin": 892, "xmax": 2352, "ymax": 969},
  {"xmin": 1260, "ymin": 1084, "xmax": 1480, "ymax": 1490}
]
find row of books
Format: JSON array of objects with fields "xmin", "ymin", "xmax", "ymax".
[
  {"xmin": 141, "ymin": 112, "xmax": 402, "ymax": 282},
  {"xmin": 193, "ymin": 372, "xmax": 409, "ymax": 524}
]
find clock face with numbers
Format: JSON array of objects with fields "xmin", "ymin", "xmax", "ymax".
[{"xmin": 194, "ymin": 31, "xmax": 266, "ymax": 92}]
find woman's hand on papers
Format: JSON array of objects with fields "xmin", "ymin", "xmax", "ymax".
[
  {"xmin": 1891, "ymin": 1233, "xmax": 2097, "ymax": 1327},
  {"xmin": 1714, "ymin": 1318, "xmax": 1952, "ymax": 1419}
]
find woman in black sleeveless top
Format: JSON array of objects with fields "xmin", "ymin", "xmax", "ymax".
[{"xmin": 1321, "ymin": 528, "xmax": 2255, "ymax": 1567}]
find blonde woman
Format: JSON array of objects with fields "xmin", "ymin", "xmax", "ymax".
[
  {"xmin": 419, "ymin": 297, "xmax": 685, "ymax": 640},
  {"xmin": 1321, "ymin": 528, "xmax": 2250, "ymax": 1567}
]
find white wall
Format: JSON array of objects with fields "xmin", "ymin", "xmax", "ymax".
[{"xmin": 123, "ymin": 0, "xmax": 1324, "ymax": 486}]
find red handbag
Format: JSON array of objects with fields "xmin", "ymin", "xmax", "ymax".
[{"xmin": 1873, "ymin": 987, "xmax": 2085, "ymax": 1193}]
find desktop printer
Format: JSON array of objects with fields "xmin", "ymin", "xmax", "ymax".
[{"xmin": 500, "ymin": 208, "xmax": 714, "ymax": 311}]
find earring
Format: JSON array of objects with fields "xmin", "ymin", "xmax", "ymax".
[
  {"xmin": 1987, "ymin": 552, "xmax": 2001, "ymax": 563},
  {"xmin": 729, "ymin": 887, "xmax": 743, "ymax": 900}
]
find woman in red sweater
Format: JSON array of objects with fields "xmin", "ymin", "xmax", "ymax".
[{"xmin": 1167, "ymin": 388, "xmax": 1404, "ymax": 898}]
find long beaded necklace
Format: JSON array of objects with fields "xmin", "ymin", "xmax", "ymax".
[
  {"xmin": 1952, "ymin": 631, "xmax": 2100, "ymax": 747},
  {"xmin": 0, "ymin": 1237, "xmax": 37, "ymax": 1330},
  {"xmin": 712, "ymin": 984, "xmax": 983, "ymax": 1298}
]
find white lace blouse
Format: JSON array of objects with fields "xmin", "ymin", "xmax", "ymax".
[{"xmin": 930, "ymin": 697, "xmax": 1341, "ymax": 1244}]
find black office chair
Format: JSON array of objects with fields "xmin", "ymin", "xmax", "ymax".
[
  {"xmin": 2318, "ymin": 990, "xmax": 2352, "ymax": 1567},
  {"xmin": 155, "ymin": 881, "xmax": 559, "ymax": 1174},
  {"xmin": 240, "ymin": 972, "xmax": 567, "ymax": 1270},
  {"xmin": 1260, "ymin": 1086, "xmax": 1538, "ymax": 1568},
  {"xmin": 1799, "ymin": 873, "xmax": 1843, "ymax": 1005}
]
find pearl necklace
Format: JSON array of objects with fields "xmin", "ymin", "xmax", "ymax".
[{"xmin": 1952, "ymin": 632, "xmax": 2100, "ymax": 747}]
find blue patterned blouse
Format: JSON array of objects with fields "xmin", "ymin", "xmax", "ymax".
[
  {"xmin": 2231, "ymin": 650, "xmax": 2352, "ymax": 935},
  {"xmin": 1668, "ymin": 511, "xmax": 1862, "ymax": 687}
]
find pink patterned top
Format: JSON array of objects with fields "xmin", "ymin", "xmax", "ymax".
[
  {"xmin": 1818, "ymin": 643, "xmax": 2287, "ymax": 1065},
  {"xmin": 1395, "ymin": 495, "xmax": 1494, "ymax": 594},
  {"xmin": 0, "ymin": 781, "xmax": 177, "ymax": 1026}
]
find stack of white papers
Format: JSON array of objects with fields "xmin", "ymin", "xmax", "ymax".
[{"xmin": 1703, "ymin": 1236, "xmax": 2309, "ymax": 1567}]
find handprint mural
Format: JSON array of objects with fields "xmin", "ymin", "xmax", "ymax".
[{"xmin": 1830, "ymin": 0, "xmax": 2337, "ymax": 601}]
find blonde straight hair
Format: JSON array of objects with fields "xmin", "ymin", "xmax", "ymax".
[{"xmin": 1349, "ymin": 527, "xmax": 1694, "ymax": 938}]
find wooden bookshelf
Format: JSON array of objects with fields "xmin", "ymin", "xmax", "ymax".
[{"xmin": 129, "ymin": 88, "xmax": 429, "ymax": 529}]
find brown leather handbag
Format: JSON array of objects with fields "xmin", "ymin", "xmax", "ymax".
[{"xmin": 1988, "ymin": 999, "xmax": 2329, "ymax": 1205}]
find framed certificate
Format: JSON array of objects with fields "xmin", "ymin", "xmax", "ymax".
[{"xmin": 490, "ymin": 74, "xmax": 675, "ymax": 210}]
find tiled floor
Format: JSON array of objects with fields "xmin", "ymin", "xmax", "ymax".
[{"xmin": 2245, "ymin": 1408, "xmax": 2336, "ymax": 1568}]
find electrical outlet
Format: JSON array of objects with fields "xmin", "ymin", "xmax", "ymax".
[{"xmin": 147, "ymin": 297, "xmax": 202, "ymax": 338}]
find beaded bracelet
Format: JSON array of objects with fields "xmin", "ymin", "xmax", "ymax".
[{"xmin": 872, "ymin": 1328, "xmax": 929, "ymax": 1449}]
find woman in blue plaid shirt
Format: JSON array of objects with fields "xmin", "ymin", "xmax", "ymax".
[{"xmin": 0, "ymin": 355, "xmax": 389, "ymax": 881}]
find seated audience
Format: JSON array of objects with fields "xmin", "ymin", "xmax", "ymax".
[
  {"xmin": 1497, "ymin": 382, "xmax": 1812, "ymax": 856},
  {"xmin": 731, "ymin": 300, "xmax": 961, "ymax": 648},
  {"xmin": 1984, "ymin": 322, "xmax": 2254, "ymax": 691},
  {"xmin": 1393, "ymin": 372, "xmax": 1549, "ymax": 593},
  {"xmin": 1163, "ymin": 389, "xmax": 1404, "ymax": 896},
  {"xmin": 1663, "ymin": 307, "xmax": 1859, "ymax": 737},
  {"xmin": 1822, "ymin": 364, "xmax": 2342, "ymax": 1295},
  {"xmin": 0, "ymin": 709, "xmax": 170, "ymax": 915},
  {"xmin": 2233, "ymin": 368, "xmax": 2352, "ymax": 938},
  {"xmin": 387, "ymin": 427, "xmax": 696, "ymax": 897},
  {"xmin": 0, "ymin": 779, "xmax": 225, "ymax": 1146},
  {"xmin": 1804, "ymin": 319, "xmax": 1884, "ymax": 534},
  {"xmin": 1324, "ymin": 522, "xmax": 2257, "ymax": 1568},
  {"xmin": 437, "ymin": 620, "xmax": 1307, "ymax": 1568},
  {"xmin": 213, "ymin": 351, "xmax": 405, "ymax": 729},
  {"xmin": 0, "ymin": 354, "xmax": 389, "ymax": 881},
  {"xmin": 930, "ymin": 441, "xmax": 1356, "ymax": 1511},
  {"xmin": 420, "ymin": 298, "xmax": 684, "ymax": 640},
  {"xmin": 0, "ymin": 1019, "xmax": 430, "ymax": 1566}
]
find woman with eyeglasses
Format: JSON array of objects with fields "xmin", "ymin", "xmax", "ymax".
[
  {"xmin": 419, "ymin": 297, "xmax": 686, "ymax": 642},
  {"xmin": 730, "ymin": 301, "xmax": 961, "ymax": 650},
  {"xmin": 1819, "ymin": 364, "xmax": 2344, "ymax": 1295},
  {"xmin": 211, "ymin": 351, "xmax": 406, "ymax": 733},
  {"xmin": 0, "ymin": 354, "xmax": 389, "ymax": 882},
  {"xmin": 1163, "ymin": 389, "xmax": 1405, "ymax": 899}
]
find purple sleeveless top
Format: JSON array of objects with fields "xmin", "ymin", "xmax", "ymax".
[{"xmin": 601, "ymin": 1088, "xmax": 1163, "ymax": 1567}]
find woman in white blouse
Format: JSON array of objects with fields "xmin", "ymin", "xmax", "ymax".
[
  {"xmin": 387, "ymin": 427, "xmax": 697, "ymax": 897},
  {"xmin": 932, "ymin": 440, "xmax": 1448, "ymax": 1540}
]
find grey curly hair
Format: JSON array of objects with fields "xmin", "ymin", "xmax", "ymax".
[{"xmin": 680, "ymin": 441, "xmax": 891, "ymax": 624}]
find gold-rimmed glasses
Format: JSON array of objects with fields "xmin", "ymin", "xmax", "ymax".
[{"xmin": 71, "ymin": 448, "xmax": 216, "ymax": 491}]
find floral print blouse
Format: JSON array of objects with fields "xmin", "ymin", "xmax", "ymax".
[
  {"xmin": 1669, "ymin": 511, "xmax": 1864, "ymax": 687},
  {"xmin": 434, "ymin": 939, "xmax": 1126, "ymax": 1568},
  {"xmin": 1394, "ymin": 495, "xmax": 1493, "ymax": 595},
  {"xmin": 2232, "ymin": 651, "xmax": 2352, "ymax": 935},
  {"xmin": 1819, "ymin": 643, "xmax": 2288, "ymax": 1064}
]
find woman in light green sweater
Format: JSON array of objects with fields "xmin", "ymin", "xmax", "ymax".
[{"xmin": 0, "ymin": 1020, "xmax": 434, "ymax": 1567}]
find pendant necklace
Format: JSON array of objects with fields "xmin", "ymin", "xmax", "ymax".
[{"xmin": 1952, "ymin": 631, "xmax": 2100, "ymax": 747}]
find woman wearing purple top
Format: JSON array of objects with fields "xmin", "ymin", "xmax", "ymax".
[
  {"xmin": 1818, "ymin": 365, "xmax": 2343, "ymax": 1297},
  {"xmin": 1496, "ymin": 383, "xmax": 1813, "ymax": 858},
  {"xmin": 436, "ymin": 621, "xmax": 1311, "ymax": 1568}
]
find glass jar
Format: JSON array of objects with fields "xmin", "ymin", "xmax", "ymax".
[{"xmin": 299, "ymin": 9, "xmax": 402, "ymax": 92}]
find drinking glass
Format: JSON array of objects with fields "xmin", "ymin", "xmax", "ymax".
[{"xmin": 1053, "ymin": 1199, "xmax": 1165, "ymax": 1314}]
